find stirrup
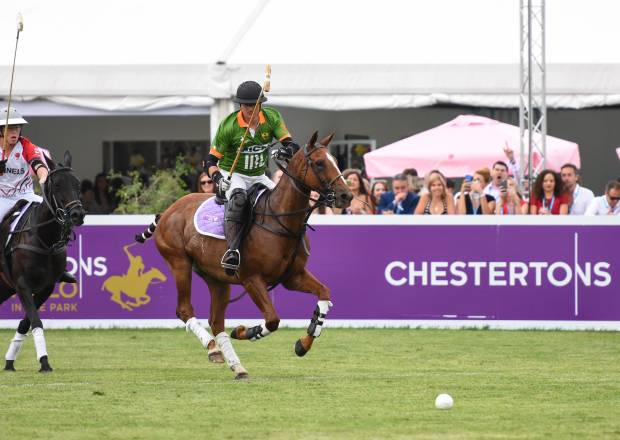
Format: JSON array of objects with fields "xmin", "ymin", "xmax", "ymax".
[{"xmin": 221, "ymin": 249, "xmax": 241, "ymax": 275}]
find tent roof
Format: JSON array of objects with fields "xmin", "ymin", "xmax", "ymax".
[
  {"xmin": 363, "ymin": 114, "xmax": 581, "ymax": 178},
  {"xmin": 2, "ymin": 0, "xmax": 620, "ymax": 111}
]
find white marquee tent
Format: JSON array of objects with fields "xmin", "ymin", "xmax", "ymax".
[{"xmin": 2, "ymin": 0, "xmax": 620, "ymax": 126}]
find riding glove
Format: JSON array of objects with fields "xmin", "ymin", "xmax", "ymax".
[{"xmin": 212, "ymin": 171, "xmax": 231, "ymax": 192}]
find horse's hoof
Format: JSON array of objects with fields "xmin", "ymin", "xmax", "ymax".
[
  {"xmin": 234, "ymin": 372, "xmax": 249, "ymax": 381},
  {"xmin": 4, "ymin": 360, "xmax": 16, "ymax": 371},
  {"xmin": 208, "ymin": 350, "xmax": 225, "ymax": 363},
  {"xmin": 39, "ymin": 356, "xmax": 53, "ymax": 373},
  {"xmin": 294, "ymin": 339, "xmax": 308, "ymax": 357},
  {"xmin": 230, "ymin": 325, "xmax": 246, "ymax": 340}
]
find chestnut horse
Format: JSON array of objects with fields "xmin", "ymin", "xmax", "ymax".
[{"xmin": 137, "ymin": 132, "xmax": 352, "ymax": 379}]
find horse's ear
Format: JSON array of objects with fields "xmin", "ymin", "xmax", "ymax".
[
  {"xmin": 319, "ymin": 133, "xmax": 335, "ymax": 147},
  {"xmin": 45, "ymin": 154, "xmax": 56, "ymax": 170},
  {"xmin": 308, "ymin": 131, "xmax": 318, "ymax": 147},
  {"xmin": 63, "ymin": 151, "xmax": 72, "ymax": 168}
]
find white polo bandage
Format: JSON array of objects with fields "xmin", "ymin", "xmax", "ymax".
[
  {"xmin": 5, "ymin": 331, "xmax": 27, "ymax": 361},
  {"xmin": 186, "ymin": 317, "xmax": 214, "ymax": 349}
]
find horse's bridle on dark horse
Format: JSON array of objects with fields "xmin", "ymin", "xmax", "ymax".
[{"xmin": 8, "ymin": 166, "xmax": 83, "ymax": 257}]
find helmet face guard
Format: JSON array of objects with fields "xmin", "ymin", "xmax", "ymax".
[{"xmin": 233, "ymin": 81, "xmax": 267, "ymax": 105}]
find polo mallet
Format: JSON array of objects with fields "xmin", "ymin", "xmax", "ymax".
[
  {"xmin": 3, "ymin": 13, "xmax": 24, "ymax": 153},
  {"xmin": 227, "ymin": 64, "xmax": 271, "ymax": 179}
]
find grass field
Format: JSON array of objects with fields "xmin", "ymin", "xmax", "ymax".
[{"xmin": 1, "ymin": 328, "xmax": 619, "ymax": 439}]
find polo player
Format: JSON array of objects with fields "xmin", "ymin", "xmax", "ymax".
[{"xmin": 203, "ymin": 81, "xmax": 300, "ymax": 275}]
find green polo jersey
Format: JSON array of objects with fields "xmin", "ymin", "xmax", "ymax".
[{"xmin": 210, "ymin": 107, "xmax": 291, "ymax": 176}]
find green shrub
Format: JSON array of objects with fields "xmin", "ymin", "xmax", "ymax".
[{"xmin": 113, "ymin": 157, "xmax": 193, "ymax": 214}]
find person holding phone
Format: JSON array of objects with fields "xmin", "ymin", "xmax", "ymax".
[
  {"xmin": 457, "ymin": 168, "xmax": 495, "ymax": 215},
  {"xmin": 495, "ymin": 176, "xmax": 527, "ymax": 215}
]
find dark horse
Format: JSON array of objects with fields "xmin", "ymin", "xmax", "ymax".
[
  {"xmin": 0, "ymin": 151, "xmax": 84, "ymax": 372},
  {"xmin": 137, "ymin": 132, "xmax": 352, "ymax": 379}
]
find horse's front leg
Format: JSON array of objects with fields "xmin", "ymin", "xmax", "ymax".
[
  {"xmin": 231, "ymin": 276, "xmax": 280, "ymax": 342},
  {"xmin": 282, "ymin": 269, "xmax": 332, "ymax": 357},
  {"xmin": 11, "ymin": 282, "xmax": 54, "ymax": 372}
]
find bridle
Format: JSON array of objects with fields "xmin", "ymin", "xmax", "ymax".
[
  {"xmin": 275, "ymin": 142, "xmax": 344, "ymax": 208},
  {"xmin": 40, "ymin": 166, "xmax": 84, "ymax": 226},
  {"xmin": 229, "ymin": 143, "xmax": 345, "ymax": 303},
  {"xmin": 8, "ymin": 166, "xmax": 83, "ymax": 256}
]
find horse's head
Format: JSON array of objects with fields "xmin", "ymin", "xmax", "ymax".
[
  {"xmin": 45, "ymin": 151, "xmax": 85, "ymax": 226},
  {"xmin": 287, "ymin": 132, "xmax": 353, "ymax": 209}
]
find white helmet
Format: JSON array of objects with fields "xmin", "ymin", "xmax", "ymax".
[{"xmin": 0, "ymin": 107, "xmax": 28, "ymax": 126}]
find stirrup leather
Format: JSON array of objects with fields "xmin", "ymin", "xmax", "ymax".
[{"xmin": 221, "ymin": 249, "xmax": 241, "ymax": 271}]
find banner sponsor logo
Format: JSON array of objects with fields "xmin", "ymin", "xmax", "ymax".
[{"xmin": 385, "ymin": 260, "xmax": 612, "ymax": 288}]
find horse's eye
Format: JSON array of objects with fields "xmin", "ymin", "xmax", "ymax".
[{"xmin": 315, "ymin": 160, "xmax": 326, "ymax": 171}]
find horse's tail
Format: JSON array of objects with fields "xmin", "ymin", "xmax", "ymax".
[{"xmin": 135, "ymin": 214, "xmax": 161, "ymax": 243}]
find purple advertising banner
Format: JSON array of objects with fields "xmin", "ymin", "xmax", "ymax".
[{"xmin": 0, "ymin": 216, "xmax": 618, "ymax": 329}]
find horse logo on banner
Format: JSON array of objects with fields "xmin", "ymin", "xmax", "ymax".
[{"xmin": 101, "ymin": 243, "xmax": 167, "ymax": 311}]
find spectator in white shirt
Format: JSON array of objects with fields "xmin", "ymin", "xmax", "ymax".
[
  {"xmin": 585, "ymin": 180, "xmax": 620, "ymax": 216},
  {"xmin": 560, "ymin": 163, "xmax": 594, "ymax": 215}
]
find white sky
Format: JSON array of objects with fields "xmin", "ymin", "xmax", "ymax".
[{"xmin": 1, "ymin": 0, "xmax": 619, "ymax": 65}]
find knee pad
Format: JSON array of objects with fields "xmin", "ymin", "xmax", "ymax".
[{"xmin": 226, "ymin": 189, "xmax": 248, "ymax": 222}]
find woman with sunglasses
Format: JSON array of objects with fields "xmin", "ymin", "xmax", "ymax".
[{"xmin": 195, "ymin": 172, "xmax": 215, "ymax": 194}]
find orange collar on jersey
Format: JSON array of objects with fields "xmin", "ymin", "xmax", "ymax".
[{"xmin": 236, "ymin": 110, "xmax": 266, "ymax": 128}]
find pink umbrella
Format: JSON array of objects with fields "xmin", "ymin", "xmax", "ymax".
[{"xmin": 363, "ymin": 114, "xmax": 581, "ymax": 178}]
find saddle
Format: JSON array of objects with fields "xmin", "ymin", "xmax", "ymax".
[
  {"xmin": 0, "ymin": 199, "xmax": 32, "ymax": 288},
  {"xmin": 193, "ymin": 183, "xmax": 269, "ymax": 240}
]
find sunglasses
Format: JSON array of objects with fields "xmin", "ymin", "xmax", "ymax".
[
  {"xmin": 609, "ymin": 196, "xmax": 620, "ymax": 201},
  {"xmin": 200, "ymin": 180, "xmax": 213, "ymax": 185}
]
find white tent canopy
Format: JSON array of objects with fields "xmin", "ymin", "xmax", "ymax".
[{"xmin": 2, "ymin": 0, "xmax": 620, "ymax": 113}]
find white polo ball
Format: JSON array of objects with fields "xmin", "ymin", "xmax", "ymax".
[{"xmin": 435, "ymin": 393, "xmax": 454, "ymax": 410}]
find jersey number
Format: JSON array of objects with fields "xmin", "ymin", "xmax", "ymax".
[{"xmin": 244, "ymin": 153, "xmax": 265, "ymax": 170}]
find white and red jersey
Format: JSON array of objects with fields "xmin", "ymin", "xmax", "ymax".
[{"xmin": 0, "ymin": 136, "xmax": 44, "ymax": 198}]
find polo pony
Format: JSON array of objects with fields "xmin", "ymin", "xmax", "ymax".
[{"xmin": 137, "ymin": 132, "xmax": 352, "ymax": 379}]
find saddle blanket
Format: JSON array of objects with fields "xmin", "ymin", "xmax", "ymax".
[
  {"xmin": 193, "ymin": 189, "xmax": 267, "ymax": 240},
  {"xmin": 193, "ymin": 196, "xmax": 225, "ymax": 239}
]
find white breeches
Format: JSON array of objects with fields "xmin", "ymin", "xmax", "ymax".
[
  {"xmin": 219, "ymin": 170, "xmax": 275, "ymax": 200},
  {"xmin": 0, "ymin": 193, "xmax": 43, "ymax": 221}
]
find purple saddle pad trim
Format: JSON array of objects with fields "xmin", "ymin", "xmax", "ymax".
[{"xmin": 193, "ymin": 196, "xmax": 225, "ymax": 239}]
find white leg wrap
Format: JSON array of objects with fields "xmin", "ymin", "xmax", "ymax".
[
  {"xmin": 5, "ymin": 332, "xmax": 27, "ymax": 361},
  {"xmin": 311, "ymin": 300, "xmax": 333, "ymax": 338},
  {"xmin": 185, "ymin": 317, "xmax": 214, "ymax": 349},
  {"xmin": 215, "ymin": 332, "xmax": 241, "ymax": 369},
  {"xmin": 31, "ymin": 327, "xmax": 48, "ymax": 361}
]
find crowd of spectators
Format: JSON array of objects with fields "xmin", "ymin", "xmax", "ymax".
[
  {"xmin": 301, "ymin": 148, "xmax": 619, "ymax": 216},
  {"xmin": 82, "ymin": 147, "xmax": 619, "ymax": 217}
]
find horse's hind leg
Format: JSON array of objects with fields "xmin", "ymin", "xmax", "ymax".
[
  {"xmin": 3, "ymin": 316, "xmax": 31, "ymax": 371},
  {"xmin": 231, "ymin": 275, "xmax": 280, "ymax": 342},
  {"xmin": 282, "ymin": 269, "xmax": 332, "ymax": 357},
  {"xmin": 9, "ymin": 283, "xmax": 55, "ymax": 372},
  {"xmin": 206, "ymin": 278, "xmax": 248, "ymax": 379}
]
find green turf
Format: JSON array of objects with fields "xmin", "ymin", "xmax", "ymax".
[{"xmin": 1, "ymin": 328, "xmax": 619, "ymax": 439}]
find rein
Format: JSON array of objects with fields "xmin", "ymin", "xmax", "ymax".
[
  {"xmin": 228, "ymin": 143, "xmax": 342, "ymax": 304},
  {"xmin": 8, "ymin": 166, "xmax": 82, "ymax": 256}
]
